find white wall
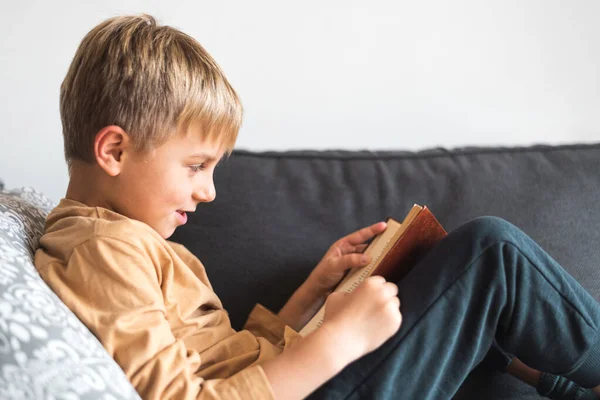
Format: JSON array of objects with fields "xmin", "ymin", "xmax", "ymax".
[{"xmin": 1, "ymin": 0, "xmax": 599, "ymax": 202}]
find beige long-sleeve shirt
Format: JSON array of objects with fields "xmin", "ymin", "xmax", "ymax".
[{"xmin": 34, "ymin": 199, "xmax": 301, "ymax": 399}]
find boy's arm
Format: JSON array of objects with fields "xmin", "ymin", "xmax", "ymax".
[
  {"xmin": 261, "ymin": 323, "xmax": 354, "ymax": 399},
  {"xmin": 264, "ymin": 277, "xmax": 403, "ymax": 400},
  {"xmin": 44, "ymin": 237, "xmax": 274, "ymax": 400},
  {"xmin": 277, "ymin": 277, "xmax": 329, "ymax": 331}
]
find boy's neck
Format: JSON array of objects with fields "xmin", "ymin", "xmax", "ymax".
[{"xmin": 65, "ymin": 161, "xmax": 112, "ymax": 210}]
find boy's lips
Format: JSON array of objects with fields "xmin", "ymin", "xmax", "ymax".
[{"xmin": 175, "ymin": 210, "xmax": 188, "ymax": 224}]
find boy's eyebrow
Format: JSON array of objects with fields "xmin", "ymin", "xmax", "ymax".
[
  {"xmin": 188, "ymin": 153, "xmax": 218, "ymax": 160},
  {"xmin": 188, "ymin": 152, "xmax": 225, "ymax": 165}
]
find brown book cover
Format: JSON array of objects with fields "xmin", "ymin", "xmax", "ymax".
[{"xmin": 373, "ymin": 207, "xmax": 447, "ymax": 283}]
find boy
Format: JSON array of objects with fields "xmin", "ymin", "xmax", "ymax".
[{"xmin": 35, "ymin": 14, "xmax": 600, "ymax": 399}]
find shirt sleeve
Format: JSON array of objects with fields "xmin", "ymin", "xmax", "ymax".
[
  {"xmin": 45, "ymin": 236, "xmax": 275, "ymax": 400},
  {"xmin": 244, "ymin": 304, "xmax": 302, "ymax": 349}
]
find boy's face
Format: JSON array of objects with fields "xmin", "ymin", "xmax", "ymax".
[{"xmin": 113, "ymin": 129, "xmax": 224, "ymax": 239}]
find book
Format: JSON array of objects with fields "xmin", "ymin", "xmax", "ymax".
[{"xmin": 298, "ymin": 204, "xmax": 447, "ymax": 337}]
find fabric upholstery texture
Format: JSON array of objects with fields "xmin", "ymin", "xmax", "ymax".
[{"xmin": 0, "ymin": 187, "xmax": 140, "ymax": 400}]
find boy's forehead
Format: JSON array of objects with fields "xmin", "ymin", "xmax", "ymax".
[
  {"xmin": 179, "ymin": 125, "xmax": 229, "ymax": 158},
  {"xmin": 181, "ymin": 137, "xmax": 226, "ymax": 161}
]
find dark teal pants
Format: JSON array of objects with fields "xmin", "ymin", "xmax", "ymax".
[{"xmin": 309, "ymin": 217, "xmax": 600, "ymax": 399}]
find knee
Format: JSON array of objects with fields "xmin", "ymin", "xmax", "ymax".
[{"xmin": 457, "ymin": 216, "xmax": 521, "ymax": 245}]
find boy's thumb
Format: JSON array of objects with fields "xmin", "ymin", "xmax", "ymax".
[
  {"xmin": 326, "ymin": 291, "xmax": 348, "ymax": 307},
  {"xmin": 329, "ymin": 291, "xmax": 348, "ymax": 298},
  {"xmin": 324, "ymin": 291, "xmax": 353, "ymax": 321}
]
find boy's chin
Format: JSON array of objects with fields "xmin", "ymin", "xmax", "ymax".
[
  {"xmin": 151, "ymin": 223, "xmax": 177, "ymax": 240},
  {"xmin": 161, "ymin": 227, "xmax": 177, "ymax": 240}
]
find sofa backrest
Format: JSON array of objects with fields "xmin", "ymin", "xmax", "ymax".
[{"xmin": 171, "ymin": 143, "xmax": 600, "ymax": 400}]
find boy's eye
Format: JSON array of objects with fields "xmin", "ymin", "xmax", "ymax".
[{"xmin": 189, "ymin": 164, "xmax": 206, "ymax": 173}]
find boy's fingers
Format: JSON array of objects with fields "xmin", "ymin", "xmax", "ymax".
[
  {"xmin": 330, "ymin": 253, "xmax": 369, "ymax": 272},
  {"xmin": 384, "ymin": 282, "xmax": 399, "ymax": 297},
  {"xmin": 342, "ymin": 221, "xmax": 387, "ymax": 247},
  {"xmin": 389, "ymin": 296, "xmax": 401, "ymax": 311},
  {"xmin": 366, "ymin": 275, "xmax": 387, "ymax": 284},
  {"xmin": 352, "ymin": 243, "xmax": 369, "ymax": 254}
]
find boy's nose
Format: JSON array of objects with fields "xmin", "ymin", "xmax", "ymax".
[{"xmin": 193, "ymin": 184, "xmax": 216, "ymax": 203}]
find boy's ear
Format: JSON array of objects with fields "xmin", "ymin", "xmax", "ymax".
[{"xmin": 94, "ymin": 125, "xmax": 130, "ymax": 177}]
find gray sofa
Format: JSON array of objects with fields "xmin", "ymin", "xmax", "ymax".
[{"xmin": 1, "ymin": 142, "xmax": 599, "ymax": 399}]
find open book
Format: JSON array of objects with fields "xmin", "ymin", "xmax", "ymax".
[{"xmin": 298, "ymin": 204, "xmax": 447, "ymax": 337}]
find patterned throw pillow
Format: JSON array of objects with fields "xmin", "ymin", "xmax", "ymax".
[{"xmin": 0, "ymin": 186, "xmax": 140, "ymax": 400}]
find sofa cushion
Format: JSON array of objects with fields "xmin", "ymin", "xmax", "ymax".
[
  {"xmin": 0, "ymin": 186, "xmax": 140, "ymax": 399},
  {"xmin": 171, "ymin": 143, "xmax": 600, "ymax": 400}
]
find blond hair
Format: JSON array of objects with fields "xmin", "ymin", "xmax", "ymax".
[{"xmin": 60, "ymin": 14, "xmax": 242, "ymax": 172}]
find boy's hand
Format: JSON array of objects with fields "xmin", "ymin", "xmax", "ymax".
[
  {"xmin": 264, "ymin": 276, "xmax": 401, "ymax": 400},
  {"xmin": 308, "ymin": 221, "xmax": 387, "ymax": 295},
  {"xmin": 322, "ymin": 275, "xmax": 402, "ymax": 362},
  {"xmin": 277, "ymin": 221, "xmax": 387, "ymax": 331}
]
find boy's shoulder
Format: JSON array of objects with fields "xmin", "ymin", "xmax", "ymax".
[
  {"xmin": 41, "ymin": 199, "xmax": 167, "ymax": 258},
  {"xmin": 37, "ymin": 198, "xmax": 200, "ymax": 274}
]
